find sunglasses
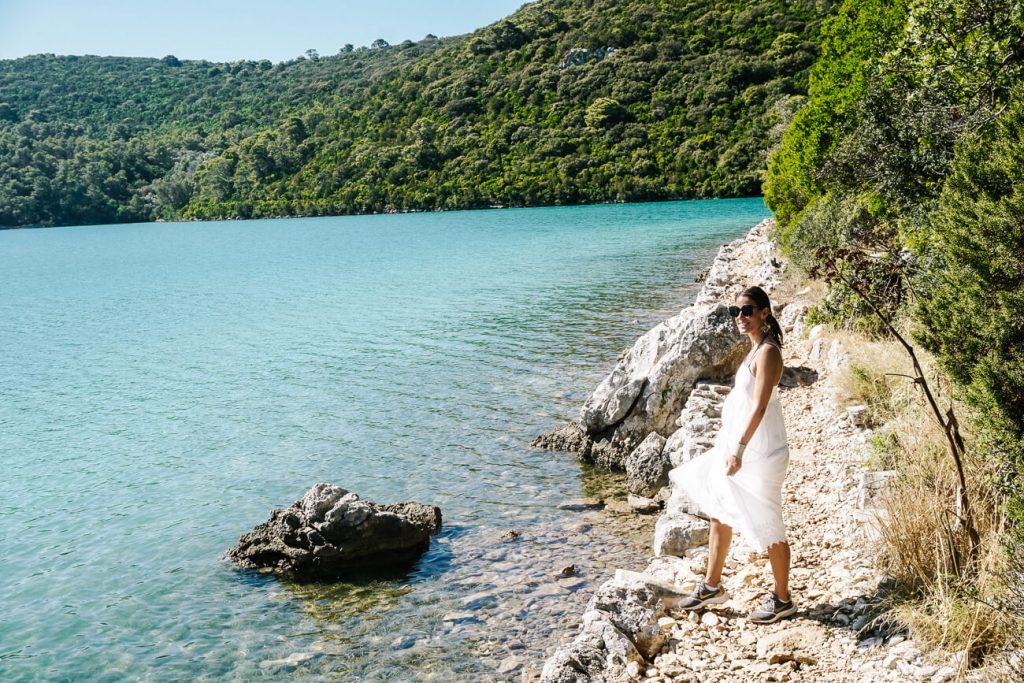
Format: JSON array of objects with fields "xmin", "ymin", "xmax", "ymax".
[{"xmin": 728, "ymin": 304, "xmax": 761, "ymax": 318}]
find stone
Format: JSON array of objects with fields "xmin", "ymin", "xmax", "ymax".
[
  {"xmin": 577, "ymin": 303, "xmax": 749, "ymax": 462},
  {"xmin": 539, "ymin": 639, "xmax": 607, "ymax": 683},
  {"xmin": 586, "ymin": 576, "xmax": 667, "ymax": 662},
  {"xmin": 653, "ymin": 514, "xmax": 709, "ymax": 557},
  {"xmin": 779, "ymin": 302, "xmax": 809, "ymax": 339},
  {"xmin": 857, "ymin": 470, "xmax": 896, "ymax": 509},
  {"xmin": 756, "ymin": 625, "xmax": 824, "ymax": 665},
  {"xmin": 642, "ymin": 555, "xmax": 695, "ymax": 586},
  {"xmin": 497, "ymin": 655, "xmax": 524, "ymax": 674},
  {"xmin": 225, "ymin": 483, "xmax": 441, "ymax": 579},
  {"xmin": 827, "ymin": 339, "xmax": 849, "ymax": 372},
  {"xmin": 628, "ymin": 494, "xmax": 662, "ymax": 514},
  {"xmin": 663, "ymin": 382, "xmax": 729, "ymax": 468},
  {"xmin": 557, "ymin": 498, "xmax": 605, "ymax": 512},
  {"xmin": 625, "ymin": 433, "xmax": 670, "ymax": 497},
  {"xmin": 700, "ymin": 612, "xmax": 720, "ymax": 627},
  {"xmin": 530, "ymin": 421, "xmax": 593, "ymax": 457},
  {"xmin": 613, "ymin": 569, "xmax": 691, "ymax": 610},
  {"xmin": 809, "ymin": 338, "xmax": 826, "ymax": 362},
  {"xmin": 604, "ymin": 499, "xmax": 635, "ymax": 515}
]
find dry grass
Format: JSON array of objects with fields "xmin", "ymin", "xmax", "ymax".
[
  {"xmin": 837, "ymin": 334, "xmax": 1024, "ymax": 673},
  {"xmin": 833, "ymin": 336, "xmax": 908, "ymax": 427}
]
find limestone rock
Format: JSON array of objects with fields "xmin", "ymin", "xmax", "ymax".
[
  {"xmin": 663, "ymin": 381, "xmax": 729, "ymax": 468},
  {"xmin": 225, "ymin": 483, "xmax": 441, "ymax": 578},
  {"xmin": 624, "ymin": 432, "xmax": 669, "ymax": 497},
  {"xmin": 578, "ymin": 304, "xmax": 748, "ymax": 464},
  {"xmin": 779, "ymin": 302, "xmax": 810, "ymax": 340},
  {"xmin": 539, "ymin": 639, "xmax": 609, "ymax": 683},
  {"xmin": 756, "ymin": 625, "xmax": 824, "ymax": 665},
  {"xmin": 627, "ymin": 494, "xmax": 661, "ymax": 514},
  {"xmin": 530, "ymin": 421, "xmax": 593, "ymax": 458},
  {"xmin": 613, "ymin": 569, "xmax": 691, "ymax": 612},
  {"xmin": 653, "ymin": 514, "xmax": 709, "ymax": 557},
  {"xmin": 827, "ymin": 339, "xmax": 849, "ymax": 372}
]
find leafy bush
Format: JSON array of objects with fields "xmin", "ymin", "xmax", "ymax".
[{"xmin": 915, "ymin": 90, "xmax": 1024, "ymax": 479}]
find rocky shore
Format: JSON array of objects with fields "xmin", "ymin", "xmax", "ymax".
[{"xmin": 530, "ymin": 221, "xmax": 964, "ymax": 683}]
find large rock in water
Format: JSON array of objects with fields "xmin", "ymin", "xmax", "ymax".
[
  {"xmin": 573, "ymin": 304, "xmax": 747, "ymax": 465},
  {"xmin": 226, "ymin": 483, "xmax": 442, "ymax": 579}
]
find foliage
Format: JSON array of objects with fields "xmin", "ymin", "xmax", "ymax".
[
  {"xmin": 0, "ymin": 0, "xmax": 836, "ymax": 227},
  {"xmin": 0, "ymin": 40, "xmax": 447, "ymax": 227},
  {"xmin": 914, "ymin": 91, "xmax": 1024, "ymax": 477},
  {"xmin": 763, "ymin": 0, "xmax": 909, "ymax": 232},
  {"xmin": 768, "ymin": 3, "xmax": 1024, "ymax": 667}
]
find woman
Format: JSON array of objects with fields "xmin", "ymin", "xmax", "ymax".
[{"xmin": 668, "ymin": 285, "xmax": 794, "ymax": 624}]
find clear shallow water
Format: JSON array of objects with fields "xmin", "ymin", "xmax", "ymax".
[{"xmin": 0, "ymin": 199, "xmax": 769, "ymax": 681}]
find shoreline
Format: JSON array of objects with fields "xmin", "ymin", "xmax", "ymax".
[
  {"xmin": 533, "ymin": 220, "xmax": 964, "ymax": 682},
  {"xmin": 0, "ymin": 195, "xmax": 767, "ymax": 231}
]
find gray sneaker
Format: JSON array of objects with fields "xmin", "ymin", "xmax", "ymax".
[
  {"xmin": 748, "ymin": 592, "xmax": 796, "ymax": 624},
  {"xmin": 678, "ymin": 581, "xmax": 728, "ymax": 610}
]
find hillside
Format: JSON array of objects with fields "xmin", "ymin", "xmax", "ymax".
[{"xmin": 0, "ymin": 0, "xmax": 836, "ymax": 228}]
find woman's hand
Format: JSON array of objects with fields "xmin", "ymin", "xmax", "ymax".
[{"xmin": 726, "ymin": 456, "xmax": 742, "ymax": 476}]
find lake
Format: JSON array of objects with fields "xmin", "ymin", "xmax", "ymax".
[{"xmin": 0, "ymin": 198, "xmax": 769, "ymax": 681}]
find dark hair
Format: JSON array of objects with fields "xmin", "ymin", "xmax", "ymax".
[{"xmin": 739, "ymin": 286, "xmax": 783, "ymax": 348}]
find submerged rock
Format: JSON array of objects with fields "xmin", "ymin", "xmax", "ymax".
[{"xmin": 225, "ymin": 483, "xmax": 441, "ymax": 579}]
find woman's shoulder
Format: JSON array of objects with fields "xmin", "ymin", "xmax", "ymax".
[{"xmin": 755, "ymin": 340, "xmax": 783, "ymax": 367}]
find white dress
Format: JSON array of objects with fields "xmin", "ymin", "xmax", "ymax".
[{"xmin": 669, "ymin": 343, "xmax": 789, "ymax": 552}]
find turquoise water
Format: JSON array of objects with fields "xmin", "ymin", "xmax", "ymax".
[{"xmin": 0, "ymin": 198, "xmax": 769, "ymax": 681}]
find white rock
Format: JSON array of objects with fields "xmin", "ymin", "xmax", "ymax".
[{"xmin": 653, "ymin": 514, "xmax": 710, "ymax": 557}]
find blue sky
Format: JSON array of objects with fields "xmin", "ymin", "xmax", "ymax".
[{"xmin": 0, "ymin": 0, "xmax": 531, "ymax": 62}]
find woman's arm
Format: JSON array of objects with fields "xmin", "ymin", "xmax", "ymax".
[{"xmin": 726, "ymin": 344, "xmax": 783, "ymax": 476}]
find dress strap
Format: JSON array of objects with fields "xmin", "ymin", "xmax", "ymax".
[{"xmin": 744, "ymin": 337, "xmax": 780, "ymax": 372}]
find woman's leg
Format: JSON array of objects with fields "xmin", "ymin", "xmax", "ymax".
[
  {"xmin": 705, "ymin": 518, "xmax": 733, "ymax": 586},
  {"xmin": 766, "ymin": 541, "xmax": 791, "ymax": 601}
]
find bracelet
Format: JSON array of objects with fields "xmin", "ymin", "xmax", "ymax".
[{"xmin": 733, "ymin": 443, "xmax": 746, "ymax": 461}]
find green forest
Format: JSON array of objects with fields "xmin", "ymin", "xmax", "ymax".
[
  {"xmin": 766, "ymin": 0, "xmax": 1024, "ymax": 504},
  {"xmin": 766, "ymin": 0, "xmax": 1024, "ymax": 670},
  {"xmin": 0, "ymin": 0, "xmax": 832, "ymax": 227}
]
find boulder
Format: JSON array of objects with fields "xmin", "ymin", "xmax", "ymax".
[
  {"xmin": 624, "ymin": 432, "xmax": 669, "ymax": 497},
  {"xmin": 663, "ymin": 382, "xmax": 729, "ymax": 468},
  {"xmin": 586, "ymin": 576, "xmax": 666, "ymax": 662},
  {"xmin": 539, "ymin": 639, "xmax": 608, "ymax": 683},
  {"xmin": 779, "ymin": 301, "xmax": 810, "ymax": 340},
  {"xmin": 541, "ymin": 575, "xmax": 668, "ymax": 682},
  {"xmin": 653, "ymin": 513, "xmax": 710, "ymax": 557},
  {"xmin": 627, "ymin": 494, "xmax": 661, "ymax": 514},
  {"xmin": 578, "ymin": 304, "xmax": 747, "ymax": 463},
  {"xmin": 226, "ymin": 483, "xmax": 441, "ymax": 579}
]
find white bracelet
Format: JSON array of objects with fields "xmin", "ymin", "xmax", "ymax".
[{"xmin": 734, "ymin": 443, "xmax": 746, "ymax": 461}]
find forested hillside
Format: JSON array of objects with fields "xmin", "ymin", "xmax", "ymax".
[
  {"xmin": 0, "ymin": 0, "xmax": 836, "ymax": 227},
  {"xmin": 0, "ymin": 42, "xmax": 446, "ymax": 227}
]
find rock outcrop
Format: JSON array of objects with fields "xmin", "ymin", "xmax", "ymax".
[
  {"xmin": 226, "ymin": 483, "xmax": 442, "ymax": 579},
  {"xmin": 624, "ymin": 432, "xmax": 669, "ymax": 497},
  {"xmin": 532, "ymin": 219, "xmax": 783, "ymax": 471},
  {"xmin": 540, "ymin": 573, "xmax": 666, "ymax": 683}
]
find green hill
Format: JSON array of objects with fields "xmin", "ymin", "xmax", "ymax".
[{"xmin": 0, "ymin": 0, "xmax": 836, "ymax": 228}]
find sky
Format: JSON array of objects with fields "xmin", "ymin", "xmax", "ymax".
[{"xmin": 0, "ymin": 0, "xmax": 531, "ymax": 63}]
